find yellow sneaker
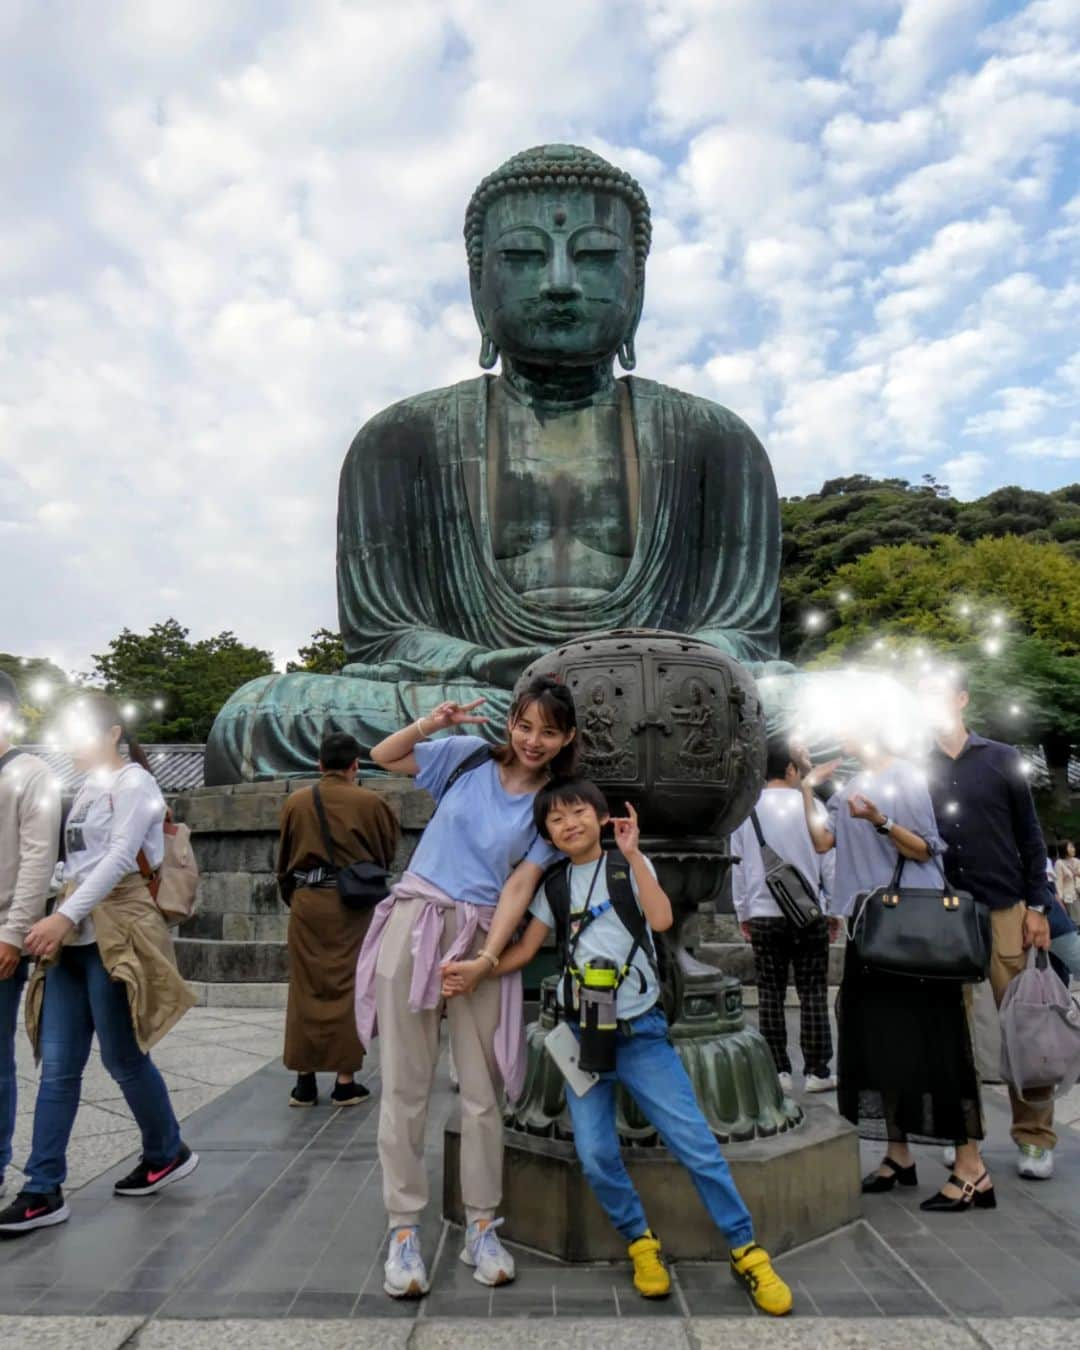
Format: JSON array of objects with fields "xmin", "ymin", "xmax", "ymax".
[
  {"xmin": 730, "ymin": 1241, "xmax": 792, "ymax": 1316},
  {"xmin": 628, "ymin": 1230, "xmax": 671, "ymax": 1299}
]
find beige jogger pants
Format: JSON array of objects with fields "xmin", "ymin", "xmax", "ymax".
[{"xmin": 374, "ymin": 897, "xmax": 505, "ymax": 1228}]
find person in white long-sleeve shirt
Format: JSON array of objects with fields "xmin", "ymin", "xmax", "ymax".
[
  {"xmin": 0, "ymin": 671, "xmax": 61, "ymax": 1199},
  {"xmin": 0, "ymin": 693, "xmax": 198, "ymax": 1238},
  {"xmin": 731, "ymin": 739, "xmax": 839, "ymax": 1095}
]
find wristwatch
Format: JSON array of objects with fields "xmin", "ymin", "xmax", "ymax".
[
  {"xmin": 1028, "ymin": 904, "xmax": 1048, "ymax": 915},
  {"xmin": 875, "ymin": 817, "xmax": 894, "ymax": 835}
]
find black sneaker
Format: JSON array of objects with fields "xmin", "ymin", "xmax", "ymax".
[
  {"xmin": 114, "ymin": 1144, "xmax": 199, "ymax": 1197},
  {"xmin": 0, "ymin": 1189, "xmax": 70, "ymax": 1236},
  {"xmin": 330, "ymin": 1080, "xmax": 371, "ymax": 1108},
  {"xmin": 289, "ymin": 1073, "xmax": 319, "ymax": 1108}
]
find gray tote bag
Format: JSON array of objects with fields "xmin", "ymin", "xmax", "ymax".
[{"xmin": 999, "ymin": 948, "xmax": 1080, "ymax": 1101}]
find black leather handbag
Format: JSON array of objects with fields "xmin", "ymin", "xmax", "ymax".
[
  {"xmin": 749, "ymin": 809, "xmax": 823, "ymax": 930},
  {"xmin": 851, "ymin": 854, "xmax": 990, "ymax": 982},
  {"xmin": 311, "ymin": 785, "xmax": 390, "ymax": 913}
]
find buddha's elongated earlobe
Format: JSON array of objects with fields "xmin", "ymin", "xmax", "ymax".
[
  {"xmin": 479, "ymin": 334, "xmax": 499, "ymax": 369},
  {"xmin": 617, "ymin": 338, "xmax": 637, "ymax": 371}
]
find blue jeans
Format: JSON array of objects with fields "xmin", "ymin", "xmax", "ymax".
[
  {"xmin": 0, "ymin": 958, "xmax": 29, "ymax": 1178},
  {"xmin": 565, "ymin": 1005, "xmax": 754, "ymax": 1246},
  {"xmin": 1048, "ymin": 900, "xmax": 1080, "ymax": 983},
  {"xmin": 24, "ymin": 944, "xmax": 181, "ymax": 1193}
]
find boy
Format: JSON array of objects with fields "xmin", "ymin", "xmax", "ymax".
[{"xmin": 470, "ymin": 778, "xmax": 792, "ymax": 1315}]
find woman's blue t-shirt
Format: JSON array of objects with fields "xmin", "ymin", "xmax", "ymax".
[{"xmin": 408, "ymin": 735, "xmax": 560, "ymax": 906}]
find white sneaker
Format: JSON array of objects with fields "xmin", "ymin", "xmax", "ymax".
[
  {"xmin": 943, "ymin": 1146, "xmax": 957, "ymax": 1169},
  {"xmin": 777, "ymin": 1072, "xmax": 794, "ymax": 1094},
  {"xmin": 461, "ymin": 1217, "xmax": 516, "ymax": 1286},
  {"xmin": 383, "ymin": 1227, "xmax": 430, "ymax": 1299},
  {"xmin": 804, "ymin": 1073, "xmax": 837, "ymax": 1094},
  {"xmin": 1017, "ymin": 1145, "xmax": 1054, "ymax": 1180}
]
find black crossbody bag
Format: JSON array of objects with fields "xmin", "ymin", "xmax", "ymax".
[
  {"xmin": 311, "ymin": 785, "xmax": 389, "ymax": 913},
  {"xmin": 749, "ymin": 809, "xmax": 823, "ymax": 930}
]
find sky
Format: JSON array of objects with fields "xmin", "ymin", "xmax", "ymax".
[{"xmin": 1, "ymin": 0, "xmax": 1077, "ymax": 674}]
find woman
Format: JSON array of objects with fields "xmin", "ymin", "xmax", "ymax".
[
  {"xmin": 0, "ymin": 694, "xmax": 198, "ymax": 1237},
  {"xmin": 802, "ymin": 748, "xmax": 989, "ymax": 1213},
  {"xmin": 354, "ymin": 675, "xmax": 577, "ymax": 1300},
  {"xmin": 1054, "ymin": 842, "xmax": 1080, "ymax": 917}
]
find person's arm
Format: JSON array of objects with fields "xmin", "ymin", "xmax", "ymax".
[
  {"xmin": 848, "ymin": 793, "xmax": 931, "ymax": 862},
  {"xmin": 613, "ymin": 804, "xmax": 672, "ymax": 931},
  {"xmin": 370, "ymin": 798, "xmax": 401, "ymax": 869},
  {"xmin": 441, "ymin": 858, "xmax": 547, "ymax": 994},
  {"xmin": 1006, "ymin": 749, "xmax": 1051, "ymax": 908},
  {"xmin": 1055, "ymin": 859, "xmax": 1066, "ymax": 903},
  {"xmin": 26, "ymin": 776, "xmax": 163, "ymax": 958},
  {"xmin": 370, "ymin": 699, "xmax": 488, "ymax": 776},
  {"xmin": 0, "ymin": 767, "xmax": 61, "ymax": 976},
  {"xmin": 730, "ymin": 821, "xmax": 753, "ymax": 939},
  {"xmin": 488, "ymin": 917, "xmax": 550, "ymax": 977},
  {"xmin": 801, "ymin": 760, "xmax": 839, "ymax": 854},
  {"xmin": 276, "ymin": 801, "xmax": 296, "ymax": 906}
]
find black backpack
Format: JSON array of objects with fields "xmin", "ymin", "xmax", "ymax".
[{"xmin": 543, "ymin": 849, "xmax": 682, "ymax": 1022}]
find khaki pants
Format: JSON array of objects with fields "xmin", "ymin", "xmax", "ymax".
[
  {"xmin": 374, "ymin": 897, "xmax": 504, "ymax": 1228},
  {"xmin": 988, "ymin": 904, "xmax": 1056, "ymax": 1151}
]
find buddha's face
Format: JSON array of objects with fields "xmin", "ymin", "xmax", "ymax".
[{"xmin": 475, "ymin": 188, "xmax": 641, "ymax": 367}]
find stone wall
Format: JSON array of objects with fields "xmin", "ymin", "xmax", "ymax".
[
  {"xmin": 171, "ymin": 780, "xmax": 845, "ymax": 990},
  {"xmin": 171, "ymin": 778, "xmax": 433, "ymax": 984}
]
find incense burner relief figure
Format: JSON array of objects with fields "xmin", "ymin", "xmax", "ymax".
[{"xmin": 206, "ymin": 144, "xmax": 788, "ymax": 782}]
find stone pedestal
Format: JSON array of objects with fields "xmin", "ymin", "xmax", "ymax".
[
  {"xmin": 170, "ymin": 778, "xmax": 432, "ymax": 985},
  {"xmin": 444, "ymin": 1102, "xmax": 861, "ymax": 1261}
]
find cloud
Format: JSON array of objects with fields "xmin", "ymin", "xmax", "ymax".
[{"xmin": 0, "ymin": 0, "xmax": 1076, "ymax": 674}]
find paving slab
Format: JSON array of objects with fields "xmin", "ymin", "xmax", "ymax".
[
  {"xmin": 135, "ymin": 1320, "xmax": 410, "ymax": 1348},
  {"xmin": 967, "ymin": 1319, "xmax": 1080, "ymax": 1348},
  {"xmin": 690, "ymin": 1321, "xmax": 980, "ymax": 1348},
  {"xmin": 0, "ymin": 1315, "xmax": 143, "ymax": 1348},
  {"xmin": 410, "ymin": 1321, "xmax": 692, "ymax": 1349}
]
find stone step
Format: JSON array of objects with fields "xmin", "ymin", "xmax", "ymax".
[{"xmin": 175, "ymin": 937, "xmax": 288, "ymax": 983}]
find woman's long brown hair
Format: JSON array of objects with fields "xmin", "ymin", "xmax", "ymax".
[
  {"xmin": 71, "ymin": 692, "xmax": 156, "ymax": 779},
  {"xmin": 491, "ymin": 674, "xmax": 580, "ymax": 778}
]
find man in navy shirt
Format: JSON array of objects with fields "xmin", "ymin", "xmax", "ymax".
[{"xmin": 924, "ymin": 668, "xmax": 1055, "ymax": 1179}]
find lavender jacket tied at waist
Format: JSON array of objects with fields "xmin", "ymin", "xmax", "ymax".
[{"xmin": 354, "ymin": 871, "xmax": 526, "ymax": 1101}]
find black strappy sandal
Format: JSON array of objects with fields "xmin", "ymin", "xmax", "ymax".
[
  {"xmin": 861, "ymin": 1156, "xmax": 918, "ymax": 1193},
  {"xmin": 920, "ymin": 1171, "xmax": 996, "ymax": 1212}
]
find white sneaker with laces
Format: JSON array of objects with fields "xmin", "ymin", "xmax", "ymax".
[
  {"xmin": 461, "ymin": 1217, "xmax": 516, "ymax": 1286},
  {"xmin": 804, "ymin": 1073, "xmax": 837, "ymax": 1094},
  {"xmin": 777, "ymin": 1072, "xmax": 794, "ymax": 1094},
  {"xmin": 1017, "ymin": 1144, "xmax": 1054, "ymax": 1180},
  {"xmin": 943, "ymin": 1146, "xmax": 957, "ymax": 1169},
  {"xmin": 383, "ymin": 1226, "xmax": 430, "ymax": 1299}
]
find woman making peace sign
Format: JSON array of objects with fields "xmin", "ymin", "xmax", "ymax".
[{"xmin": 354, "ymin": 676, "xmax": 578, "ymax": 1300}]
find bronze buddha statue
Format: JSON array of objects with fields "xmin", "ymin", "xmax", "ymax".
[{"xmin": 207, "ymin": 145, "xmax": 787, "ymax": 781}]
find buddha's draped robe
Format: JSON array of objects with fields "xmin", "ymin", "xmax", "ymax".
[{"xmin": 205, "ymin": 375, "xmax": 783, "ymax": 783}]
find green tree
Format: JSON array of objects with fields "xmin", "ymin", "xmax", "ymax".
[
  {"xmin": 287, "ymin": 627, "xmax": 345, "ymax": 675},
  {"xmin": 0, "ymin": 653, "xmax": 73, "ymax": 739},
  {"xmin": 779, "ymin": 477, "xmax": 1080, "ymax": 661},
  {"xmin": 90, "ymin": 620, "xmax": 274, "ymax": 742},
  {"xmin": 799, "ymin": 535, "xmax": 1080, "ymax": 822}
]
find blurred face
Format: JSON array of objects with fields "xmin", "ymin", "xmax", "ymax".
[
  {"xmin": 1068, "ymin": 843, "xmax": 1077, "ymax": 859},
  {"xmin": 545, "ymin": 798, "xmax": 606, "ymax": 855},
  {"xmin": 509, "ymin": 700, "xmax": 575, "ymax": 772},
  {"xmin": 918, "ymin": 675, "xmax": 969, "ymax": 736},
  {"xmin": 476, "ymin": 188, "xmax": 640, "ymax": 367},
  {"xmin": 60, "ymin": 705, "xmax": 121, "ymax": 773}
]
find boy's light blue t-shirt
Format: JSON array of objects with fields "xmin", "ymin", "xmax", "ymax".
[
  {"xmin": 409, "ymin": 735, "xmax": 560, "ymax": 906},
  {"xmin": 530, "ymin": 854, "xmax": 660, "ymax": 1021}
]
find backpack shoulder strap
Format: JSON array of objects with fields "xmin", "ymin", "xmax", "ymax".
[
  {"xmin": 749, "ymin": 807, "xmax": 767, "ymax": 849},
  {"xmin": 441, "ymin": 743, "xmax": 493, "ymax": 798},
  {"xmin": 310, "ymin": 784, "xmax": 339, "ymax": 869},
  {"xmin": 0, "ymin": 748, "xmax": 24, "ymax": 775},
  {"xmin": 605, "ymin": 850, "xmax": 658, "ymax": 994},
  {"xmin": 543, "ymin": 859, "xmax": 573, "ymax": 954}
]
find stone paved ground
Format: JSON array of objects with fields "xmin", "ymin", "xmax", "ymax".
[{"xmin": 2, "ymin": 1006, "xmax": 1080, "ymax": 1347}]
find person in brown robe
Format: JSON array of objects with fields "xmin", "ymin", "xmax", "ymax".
[{"xmin": 277, "ymin": 731, "xmax": 399, "ymax": 1107}]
